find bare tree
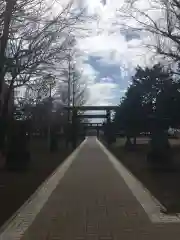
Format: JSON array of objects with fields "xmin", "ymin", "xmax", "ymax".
[
  {"xmin": 55, "ymin": 59, "xmax": 87, "ymax": 108},
  {"xmin": 0, "ymin": 0, "xmax": 87, "ymax": 154},
  {"xmin": 71, "ymin": 66, "xmax": 87, "ymax": 107},
  {"xmin": 121, "ymin": 0, "xmax": 180, "ymax": 65},
  {"xmin": 0, "ymin": 0, "xmax": 86, "ymax": 117}
]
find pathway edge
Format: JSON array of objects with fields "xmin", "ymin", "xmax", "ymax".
[
  {"xmin": 96, "ymin": 138, "xmax": 180, "ymax": 223},
  {"xmin": 0, "ymin": 138, "xmax": 87, "ymax": 240}
]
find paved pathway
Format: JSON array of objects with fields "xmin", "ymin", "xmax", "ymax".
[{"xmin": 6, "ymin": 137, "xmax": 180, "ymax": 239}]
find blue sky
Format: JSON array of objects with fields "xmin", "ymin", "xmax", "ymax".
[
  {"xmin": 53, "ymin": 0, "xmax": 163, "ymax": 107},
  {"xmin": 73, "ymin": 0, "xmax": 158, "ymax": 107},
  {"xmin": 51, "ymin": 0, "xmax": 165, "ymax": 122}
]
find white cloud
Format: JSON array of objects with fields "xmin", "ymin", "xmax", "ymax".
[
  {"xmin": 86, "ymin": 82, "xmax": 123, "ymax": 106},
  {"xmin": 71, "ymin": 0, "xmax": 163, "ymax": 107}
]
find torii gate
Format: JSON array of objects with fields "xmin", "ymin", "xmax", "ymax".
[{"xmin": 64, "ymin": 106, "xmax": 119, "ymax": 148}]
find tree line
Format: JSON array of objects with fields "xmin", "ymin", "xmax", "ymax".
[
  {"xmin": 0, "ymin": 0, "xmax": 88, "ymax": 170},
  {"xmin": 114, "ymin": 0, "xmax": 180, "ymax": 164}
]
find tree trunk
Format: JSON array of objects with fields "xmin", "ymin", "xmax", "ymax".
[
  {"xmin": 6, "ymin": 121, "xmax": 31, "ymax": 171},
  {"xmin": 0, "ymin": 0, "xmax": 16, "ymax": 156},
  {"xmin": 124, "ymin": 135, "xmax": 133, "ymax": 150},
  {"xmin": 147, "ymin": 130, "xmax": 172, "ymax": 169},
  {"xmin": 0, "ymin": 84, "xmax": 14, "ymax": 153},
  {"xmin": 0, "ymin": 0, "xmax": 16, "ymax": 96}
]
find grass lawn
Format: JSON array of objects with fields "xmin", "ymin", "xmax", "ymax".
[
  {"xmin": 107, "ymin": 137, "xmax": 180, "ymax": 214},
  {"xmin": 0, "ymin": 138, "xmax": 80, "ymax": 228}
]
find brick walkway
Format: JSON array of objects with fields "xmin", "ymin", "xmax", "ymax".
[{"xmin": 18, "ymin": 138, "xmax": 180, "ymax": 239}]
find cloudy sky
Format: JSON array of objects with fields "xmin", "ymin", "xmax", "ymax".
[
  {"xmin": 73, "ymin": 0, "xmax": 157, "ymax": 107},
  {"xmin": 53, "ymin": 0, "xmax": 162, "ymax": 108}
]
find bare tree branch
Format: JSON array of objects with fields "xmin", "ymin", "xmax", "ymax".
[{"xmin": 121, "ymin": 0, "xmax": 180, "ymax": 64}]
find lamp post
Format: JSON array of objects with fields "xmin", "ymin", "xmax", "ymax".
[
  {"xmin": 72, "ymin": 62, "xmax": 76, "ymax": 107},
  {"xmin": 67, "ymin": 50, "xmax": 76, "ymax": 120},
  {"xmin": 68, "ymin": 53, "xmax": 71, "ymax": 123},
  {"xmin": 44, "ymin": 74, "xmax": 55, "ymax": 151}
]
